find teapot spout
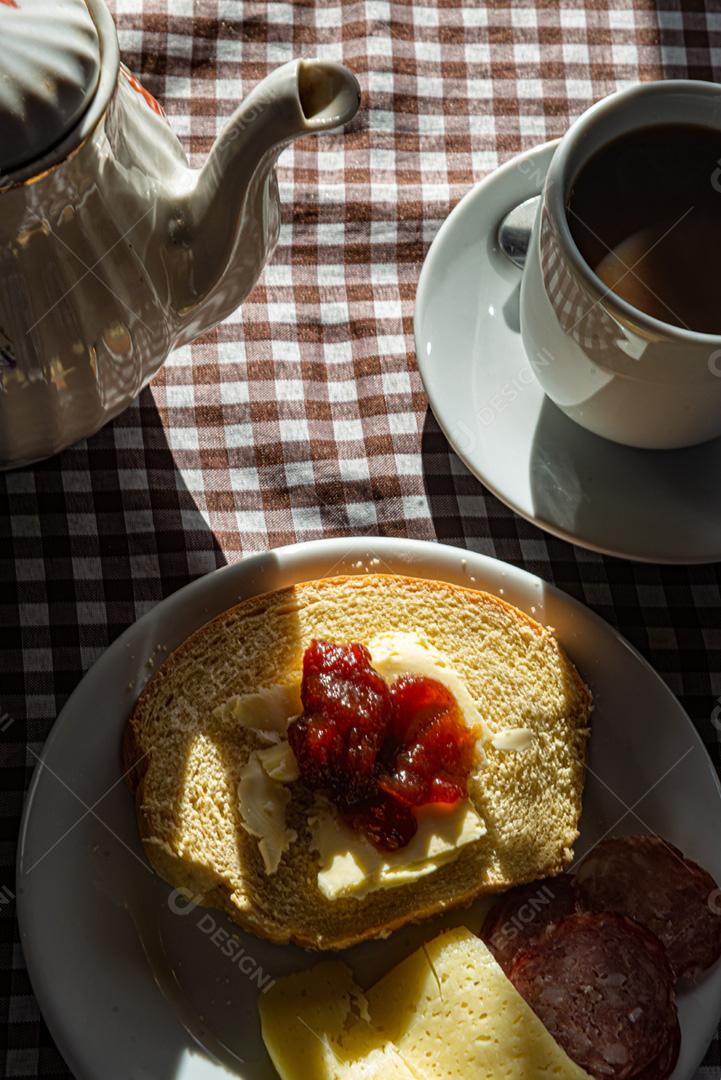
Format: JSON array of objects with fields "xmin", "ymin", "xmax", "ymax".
[
  {"xmin": 295, "ymin": 59, "xmax": 362, "ymax": 132},
  {"xmin": 167, "ymin": 59, "xmax": 360, "ymax": 340}
]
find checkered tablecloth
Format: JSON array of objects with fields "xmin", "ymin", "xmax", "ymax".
[{"xmin": 2, "ymin": 0, "xmax": 721, "ymax": 1075}]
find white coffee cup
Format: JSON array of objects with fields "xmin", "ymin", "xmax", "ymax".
[{"xmin": 520, "ymin": 80, "xmax": 721, "ymax": 450}]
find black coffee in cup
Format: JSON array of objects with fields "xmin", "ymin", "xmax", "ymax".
[{"xmin": 567, "ymin": 123, "xmax": 721, "ymax": 334}]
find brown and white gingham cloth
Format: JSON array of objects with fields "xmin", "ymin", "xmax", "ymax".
[{"xmin": 2, "ymin": 1, "xmax": 721, "ymax": 1076}]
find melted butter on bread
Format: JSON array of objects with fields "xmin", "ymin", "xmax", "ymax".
[
  {"xmin": 237, "ymin": 752, "xmax": 297, "ymax": 874},
  {"xmin": 491, "ymin": 726, "xmax": 535, "ymax": 751},
  {"xmin": 214, "ymin": 682, "xmax": 302, "ymax": 739},
  {"xmin": 369, "ymin": 631, "xmax": 487, "ymax": 750},
  {"xmin": 256, "ymin": 741, "xmax": 299, "ymax": 783},
  {"xmin": 309, "ymin": 799, "xmax": 486, "ymax": 900}
]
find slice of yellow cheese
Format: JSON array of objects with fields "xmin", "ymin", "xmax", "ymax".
[
  {"xmin": 366, "ymin": 927, "xmax": 590, "ymax": 1079},
  {"xmin": 260, "ymin": 927, "xmax": 590, "ymax": 1080},
  {"xmin": 326, "ymin": 1046, "xmax": 419, "ymax": 1080},
  {"xmin": 259, "ymin": 960, "xmax": 363, "ymax": 1080}
]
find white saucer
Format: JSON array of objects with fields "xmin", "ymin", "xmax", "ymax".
[
  {"xmin": 415, "ymin": 141, "xmax": 721, "ymax": 564},
  {"xmin": 16, "ymin": 538, "xmax": 721, "ymax": 1080}
]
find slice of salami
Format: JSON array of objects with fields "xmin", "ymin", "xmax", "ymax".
[
  {"xmin": 633, "ymin": 1015, "xmax": 680, "ymax": 1080},
  {"xmin": 508, "ymin": 912, "xmax": 677, "ymax": 1080},
  {"xmin": 575, "ymin": 835, "xmax": 721, "ymax": 983},
  {"xmin": 480, "ymin": 873, "xmax": 577, "ymax": 973}
]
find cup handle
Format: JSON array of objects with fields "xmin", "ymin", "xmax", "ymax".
[{"xmin": 497, "ymin": 194, "xmax": 542, "ymax": 271}]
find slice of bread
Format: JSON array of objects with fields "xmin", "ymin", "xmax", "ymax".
[{"xmin": 124, "ymin": 574, "xmax": 591, "ymax": 950}]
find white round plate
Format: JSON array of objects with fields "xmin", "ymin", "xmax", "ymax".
[
  {"xmin": 17, "ymin": 537, "xmax": 721, "ymax": 1080},
  {"xmin": 415, "ymin": 141, "xmax": 721, "ymax": 564}
]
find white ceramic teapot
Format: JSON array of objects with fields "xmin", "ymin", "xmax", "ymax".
[{"xmin": 0, "ymin": 0, "xmax": 360, "ymax": 469}]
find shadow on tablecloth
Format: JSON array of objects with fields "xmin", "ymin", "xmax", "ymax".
[{"xmin": 0, "ymin": 384, "xmax": 226, "ymax": 707}]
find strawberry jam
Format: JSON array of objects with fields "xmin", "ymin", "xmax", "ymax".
[
  {"xmin": 287, "ymin": 640, "xmax": 390, "ymax": 806},
  {"xmin": 287, "ymin": 640, "xmax": 476, "ymax": 851}
]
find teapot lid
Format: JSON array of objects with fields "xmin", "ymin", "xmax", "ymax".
[{"xmin": 0, "ymin": 0, "xmax": 101, "ymax": 176}]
